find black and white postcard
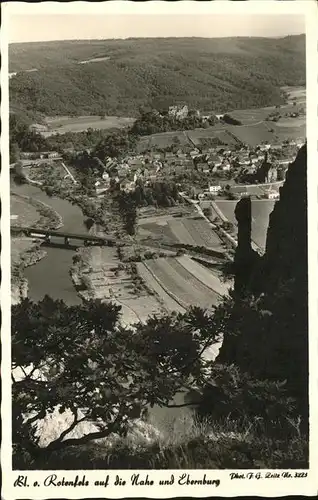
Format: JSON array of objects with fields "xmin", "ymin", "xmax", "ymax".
[{"xmin": 1, "ymin": 1, "xmax": 318, "ymax": 498}]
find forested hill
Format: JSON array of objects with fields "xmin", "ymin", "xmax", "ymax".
[{"xmin": 9, "ymin": 35, "xmax": 305, "ymax": 117}]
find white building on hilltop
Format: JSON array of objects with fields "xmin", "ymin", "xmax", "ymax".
[
  {"xmin": 168, "ymin": 105, "xmax": 189, "ymax": 119},
  {"xmin": 209, "ymin": 184, "xmax": 222, "ymax": 194}
]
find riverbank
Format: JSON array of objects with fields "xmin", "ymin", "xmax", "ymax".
[
  {"xmin": 11, "ymin": 191, "xmax": 64, "ymax": 304},
  {"xmin": 11, "ymin": 241, "xmax": 47, "ymax": 305}
]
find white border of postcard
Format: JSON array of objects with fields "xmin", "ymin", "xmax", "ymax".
[{"xmin": 1, "ymin": 1, "xmax": 318, "ymax": 498}]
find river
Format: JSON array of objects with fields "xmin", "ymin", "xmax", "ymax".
[
  {"xmin": 12, "ymin": 182, "xmax": 87, "ymax": 305},
  {"xmin": 12, "ymin": 181, "xmax": 199, "ymax": 430}
]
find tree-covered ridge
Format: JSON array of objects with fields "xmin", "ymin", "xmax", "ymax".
[{"xmin": 9, "ymin": 36, "xmax": 305, "ymax": 117}]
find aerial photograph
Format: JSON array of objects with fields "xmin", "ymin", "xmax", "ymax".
[{"xmin": 9, "ymin": 10, "xmax": 308, "ymax": 472}]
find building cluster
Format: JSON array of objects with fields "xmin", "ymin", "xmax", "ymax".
[
  {"xmin": 18, "ymin": 133, "xmax": 303, "ymax": 201},
  {"xmin": 19, "ymin": 151, "xmax": 60, "ymax": 160},
  {"xmin": 168, "ymin": 104, "xmax": 189, "ymax": 120},
  {"xmin": 91, "ymin": 137, "xmax": 303, "ymax": 198}
]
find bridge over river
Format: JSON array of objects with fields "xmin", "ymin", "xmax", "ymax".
[{"xmin": 11, "ymin": 225, "xmax": 120, "ymax": 247}]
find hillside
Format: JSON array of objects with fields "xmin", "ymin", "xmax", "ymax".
[{"xmin": 9, "ymin": 36, "xmax": 305, "ymax": 118}]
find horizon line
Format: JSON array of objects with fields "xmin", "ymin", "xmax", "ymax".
[{"xmin": 9, "ymin": 33, "xmax": 305, "ymax": 45}]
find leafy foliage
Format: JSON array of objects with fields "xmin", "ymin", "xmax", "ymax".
[
  {"xmin": 222, "ymin": 114, "xmax": 242, "ymax": 126},
  {"xmin": 9, "ymin": 113, "xmax": 49, "ymax": 157},
  {"xmin": 131, "ymin": 109, "xmax": 218, "ymax": 136},
  {"xmin": 9, "ymin": 36, "xmax": 305, "ymax": 117},
  {"xmin": 12, "ymin": 297, "xmax": 221, "ymax": 460},
  {"xmin": 94, "ymin": 130, "xmax": 137, "ymax": 160},
  {"xmin": 133, "ymin": 179, "xmax": 180, "ymax": 208},
  {"xmin": 113, "ymin": 191, "xmax": 138, "ymax": 235},
  {"xmin": 197, "ymin": 363, "xmax": 298, "ymax": 428}
]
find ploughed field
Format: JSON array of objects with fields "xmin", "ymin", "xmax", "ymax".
[
  {"xmin": 137, "ymin": 214, "xmax": 223, "ymax": 250},
  {"xmin": 139, "ymin": 255, "xmax": 228, "ymax": 313}
]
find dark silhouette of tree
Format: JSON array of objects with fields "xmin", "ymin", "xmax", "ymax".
[
  {"xmin": 12, "ymin": 297, "xmax": 221, "ymax": 464},
  {"xmin": 222, "ymin": 114, "xmax": 242, "ymax": 126},
  {"xmin": 10, "ymin": 113, "xmax": 49, "ymax": 152},
  {"xmin": 114, "ymin": 191, "xmax": 138, "ymax": 235}
]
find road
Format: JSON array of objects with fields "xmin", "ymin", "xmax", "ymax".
[{"xmin": 61, "ymin": 162, "xmax": 77, "ymax": 184}]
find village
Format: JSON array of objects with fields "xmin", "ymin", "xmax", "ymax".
[{"xmin": 19, "ymin": 119, "xmax": 303, "ymax": 202}]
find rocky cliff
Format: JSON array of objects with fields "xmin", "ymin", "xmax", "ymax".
[{"xmin": 218, "ymin": 144, "xmax": 308, "ymax": 407}]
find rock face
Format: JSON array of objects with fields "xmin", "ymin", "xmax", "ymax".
[
  {"xmin": 218, "ymin": 144, "xmax": 308, "ymax": 406},
  {"xmin": 233, "ymin": 197, "xmax": 260, "ymax": 295},
  {"xmin": 261, "ymin": 144, "xmax": 307, "ymax": 296}
]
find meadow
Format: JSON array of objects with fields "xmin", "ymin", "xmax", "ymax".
[
  {"xmin": 42, "ymin": 115, "xmax": 135, "ymax": 137},
  {"xmin": 227, "ymin": 123, "xmax": 276, "ymax": 147},
  {"xmin": 145, "ymin": 257, "xmax": 222, "ymax": 311},
  {"xmin": 138, "ymin": 215, "xmax": 223, "ymax": 250}
]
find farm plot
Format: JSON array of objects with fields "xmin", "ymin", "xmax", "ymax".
[
  {"xmin": 137, "ymin": 219, "xmax": 176, "ymax": 243},
  {"xmin": 148, "ymin": 131, "xmax": 189, "ymax": 149},
  {"xmin": 186, "ymin": 127, "xmax": 237, "ymax": 147},
  {"xmin": 146, "ymin": 257, "xmax": 221, "ymax": 310},
  {"xmin": 138, "ymin": 215, "xmax": 223, "ymax": 249},
  {"xmin": 180, "ymin": 217, "xmax": 223, "ymax": 248},
  {"xmin": 10, "ymin": 193, "xmax": 40, "ymax": 227},
  {"xmin": 28, "ymin": 161, "xmax": 68, "ymax": 184},
  {"xmin": 229, "ymin": 107, "xmax": 274, "ymax": 125},
  {"xmin": 137, "ymin": 262, "xmax": 185, "ymax": 314},
  {"xmin": 168, "ymin": 218, "xmax": 198, "ymax": 246},
  {"xmin": 42, "ymin": 115, "xmax": 135, "ymax": 136},
  {"xmin": 275, "ymin": 117, "xmax": 305, "ymax": 128},
  {"xmin": 228, "ymin": 123, "xmax": 276, "ymax": 147},
  {"xmin": 79, "ymin": 246, "xmax": 165, "ymax": 324},
  {"xmin": 213, "ymin": 201, "xmax": 237, "ymax": 225},
  {"xmin": 176, "ymin": 255, "xmax": 230, "ymax": 296},
  {"xmin": 270, "ymin": 122, "xmax": 306, "ymax": 142}
]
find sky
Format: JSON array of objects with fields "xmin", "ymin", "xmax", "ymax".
[{"xmin": 9, "ymin": 14, "xmax": 305, "ymax": 44}]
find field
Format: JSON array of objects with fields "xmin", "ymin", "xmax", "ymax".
[
  {"xmin": 10, "ymin": 193, "xmax": 40, "ymax": 226},
  {"xmin": 137, "ymin": 262, "xmax": 185, "ymax": 314},
  {"xmin": 270, "ymin": 122, "xmax": 306, "ymax": 142},
  {"xmin": 144, "ymin": 256, "xmax": 225, "ymax": 312},
  {"xmin": 229, "ymin": 106, "xmax": 275, "ymax": 125},
  {"xmin": 41, "ymin": 115, "xmax": 135, "ymax": 137},
  {"xmin": 213, "ymin": 199, "xmax": 276, "ymax": 250},
  {"xmin": 136, "ymin": 94, "xmax": 305, "ymax": 151},
  {"xmin": 138, "ymin": 215, "xmax": 223, "ymax": 249},
  {"xmin": 227, "ymin": 123, "xmax": 276, "ymax": 147},
  {"xmin": 149, "ymin": 131, "xmax": 189, "ymax": 148},
  {"xmin": 136, "ymin": 126, "xmax": 240, "ymax": 152},
  {"xmin": 185, "ymin": 127, "xmax": 238, "ymax": 147},
  {"xmin": 75, "ymin": 246, "xmax": 166, "ymax": 326}
]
